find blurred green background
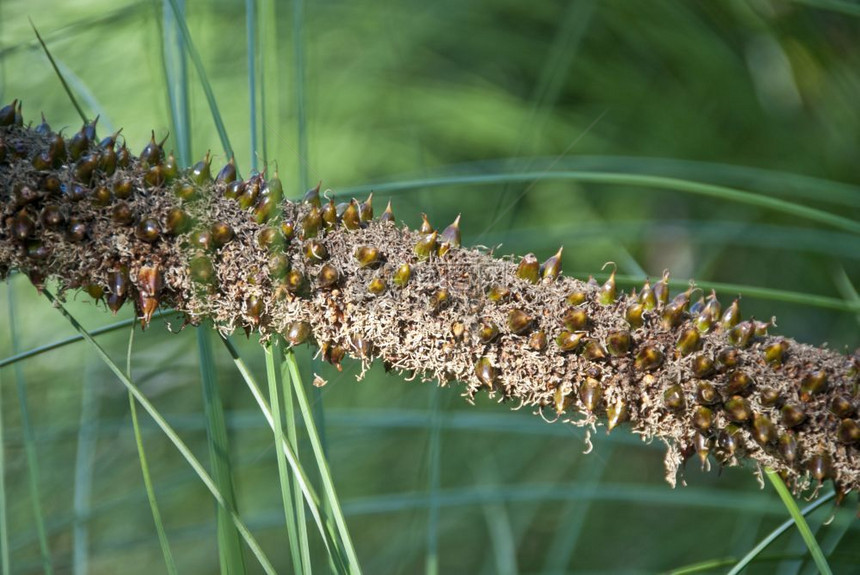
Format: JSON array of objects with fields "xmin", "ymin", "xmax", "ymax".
[{"xmin": 1, "ymin": 0, "xmax": 859, "ymax": 573}]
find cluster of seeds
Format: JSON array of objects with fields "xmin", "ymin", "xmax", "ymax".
[{"xmin": 1, "ymin": 101, "xmax": 858, "ymax": 507}]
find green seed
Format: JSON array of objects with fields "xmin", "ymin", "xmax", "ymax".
[
  {"xmin": 566, "ymin": 291, "xmax": 587, "ymax": 306},
  {"xmin": 639, "ymin": 279, "xmax": 657, "ymax": 310},
  {"xmin": 676, "ymin": 328, "xmax": 701, "ymax": 356},
  {"xmin": 695, "ymin": 381, "xmax": 718, "ymax": 405},
  {"xmin": 368, "ymin": 277, "xmax": 387, "ymax": 295},
  {"xmin": 478, "ymin": 321, "xmax": 499, "ymax": 343},
  {"xmin": 723, "ymin": 396, "xmax": 752, "ymax": 423},
  {"xmin": 606, "ymin": 399, "xmax": 628, "ymax": 431},
  {"xmin": 837, "ymin": 419, "xmax": 860, "ymax": 445},
  {"xmin": 727, "ymin": 320, "xmax": 754, "ymax": 348},
  {"xmin": 304, "ymin": 239, "xmax": 328, "ymax": 261},
  {"xmin": 392, "ymin": 263, "xmax": 412, "ymax": 287},
  {"xmin": 475, "ymin": 357, "xmax": 497, "ymax": 389},
  {"xmin": 625, "ymin": 303, "xmax": 644, "ymax": 328},
  {"xmin": 725, "ymin": 371, "xmax": 753, "ymax": 396},
  {"xmin": 516, "ymin": 254, "xmax": 540, "ymax": 284},
  {"xmin": 342, "ymin": 199, "xmax": 361, "ymax": 230},
  {"xmin": 563, "ymin": 308, "xmax": 589, "ymax": 331},
  {"xmin": 540, "ymin": 246, "xmax": 563, "ymax": 281},
  {"xmin": 663, "ymin": 385, "xmax": 685, "ymax": 411},
  {"xmin": 354, "ymin": 245, "xmax": 381, "ymax": 268},
  {"xmin": 555, "ymin": 331, "xmax": 584, "ymax": 352},
  {"xmin": 135, "ymin": 218, "xmax": 160, "ymax": 243},
  {"xmin": 778, "ymin": 432, "xmax": 798, "ymax": 464},
  {"xmin": 528, "ymin": 330, "xmax": 547, "ymax": 351},
  {"xmin": 720, "ymin": 298, "xmax": 741, "ymax": 329},
  {"xmin": 359, "ymin": 192, "xmax": 374, "ymax": 222},
  {"xmin": 780, "ymin": 403, "xmax": 806, "ymax": 428},
  {"xmin": 582, "ymin": 340, "xmax": 607, "ymax": 360},
  {"xmin": 764, "ymin": 339, "xmax": 789, "ymax": 365},
  {"xmin": 752, "ymin": 413, "xmax": 777, "ymax": 446},
  {"xmin": 606, "ymin": 331, "xmax": 632, "ymax": 356},
  {"xmin": 438, "ymin": 214, "xmax": 461, "ymax": 255},
  {"xmin": 692, "ymin": 355, "xmax": 715, "ymax": 379},
  {"xmin": 800, "ymin": 371, "xmax": 828, "ymax": 401},
  {"xmin": 598, "ymin": 267, "xmax": 617, "ymax": 305},
  {"xmin": 692, "ymin": 406, "xmax": 713, "ymax": 431},
  {"xmin": 414, "ymin": 231, "xmax": 438, "ymax": 260},
  {"xmin": 634, "ymin": 344, "xmax": 663, "ymax": 371}
]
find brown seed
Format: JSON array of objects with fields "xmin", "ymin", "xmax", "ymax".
[
  {"xmin": 350, "ymin": 336, "xmax": 373, "ymax": 359},
  {"xmin": 723, "ymin": 396, "xmax": 752, "ymax": 423},
  {"xmin": 625, "ymin": 303, "xmax": 644, "ymax": 328},
  {"xmin": 606, "ymin": 399, "xmax": 628, "ymax": 431},
  {"xmin": 475, "ymin": 357, "xmax": 497, "ymax": 389},
  {"xmin": 414, "ymin": 231, "xmax": 438, "ymax": 260},
  {"xmin": 653, "ymin": 270, "xmax": 670, "ymax": 306},
  {"xmin": 555, "ymin": 331, "xmax": 584, "ymax": 352},
  {"xmin": 759, "ymin": 387, "xmax": 781, "ymax": 407},
  {"xmin": 286, "ymin": 321, "xmax": 311, "ymax": 345},
  {"xmin": 660, "ymin": 300, "xmax": 687, "ymax": 329},
  {"xmin": 598, "ymin": 265, "xmax": 617, "ymax": 305},
  {"xmin": 562, "ymin": 308, "xmax": 589, "ymax": 331},
  {"xmin": 778, "ymin": 432, "xmax": 798, "ymax": 464},
  {"xmin": 210, "ymin": 222, "xmax": 234, "ymax": 248},
  {"xmin": 566, "ymin": 291, "xmax": 587, "ymax": 306},
  {"xmin": 780, "ymin": 404, "xmax": 806, "ymax": 428},
  {"xmin": 216, "ymin": 157, "xmax": 237, "ymax": 184},
  {"xmin": 718, "ymin": 424, "xmax": 743, "ymax": 461},
  {"xmin": 438, "ymin": 214, "xmax": 461, "ymax": 254},
  {"xmin": 478, "ymin": 321, "xmax": 500, "ymax": 344},
  {"xmin": 800, "ymin": 371, "xmax": 828, "ymax": 401},
  {"xmin": 528, "ymin": 330, "xmax": 547, "ymax": 351},
  {"xmin": 91, "ymin": 185, "xmax": 111, "ymax": 207},
  {"xmin": 367, "ymin": 277, "xmax": 387, "ymax": 295},
  {"xmin": 663, "ymin": 385, "xmax": 685, "ymax": 411},
  {"xmin": 516, "ymin": 254, "xmax": 540, "ymax": 284},
  {"xmin": 606, "ymin": 331, "xmax": 632, "ymax": 356},
  {"xmin": 342, "ymin": 199, "xmax": 361, "ymax": 230},
  {"xmin": 541, "ymin": 246, "xmax": 563, "ymax": 282},
  {"xmin": 694, "ymin": 354, "xmax": 716, "ymax": 378},
  {"xmin": 715, "ymin": 348, "xmax": 740, "ymax": 372},
  {"xmin": 303, "ymin": 182, "xmax": 322, "ymax": 207},
  {"xmin": 114, "ymin": 179, "xmax": 133, "ymax": 199},
  {"xmin": 190, "ymin": 151, "xmax": 212, "ymax": 184},
  {"xmin": 752, "ymin": 413, "xmax": 777, "ymax": 446},
  {"xmin": 285, "ymin": 270, "xmax": 306, "ymax": 293},
  {"xmin": 580, "ymin": 378, "xmax": 603, "ymax": 412},
  {"xmin": 40, "ymin": 205, "xmax": 64, "ymax": 229},
  {"xmin": 380, "ymin": 200, "xmax": 395, "ymax": 223},
  {"xmin": 727, "ymin": 321, "xmax": 755, "ymax": 348},
  {"xmin": 694, "ymin": 432, "xmax": 712, "ymax": 467},
  {"xmin": 317, "ymin": 264, "xmax": 339, "ymax": 288},
  {"xmin": 634, "ymin": 344, "xmax": 663, "ymax": 371},
  {"xmin": 359, "ymin": 193, "xmax": 374, "ymax": 222},
  {"xmin": 837, "ymin": 419, "xmax": 860, "ymax": 444},
  {"xmin": 639, "ymin": 279, "xmax": 657, "ymax": 310},
  {"xmin": 830, "ymin": 395, "xmax": 856, "ymax": 418},
  {"xmin": 354, "ymin": 245, "xmax": 381, "ymax": 268},
  {"xmin": 507, "ymin": 309, "xmax": 532, "ymax": 334},
  {"xmin": 136, "ymin": 265, "xmax": 163, "ymax": 327},
  {"xmin": 135, "ymin": 218, "xmax": 161, "ymax": 243},
  {"xmin": 451, "ymin": 322, "xmax": 466, "ymax": 341},
  {"xmin": 112, "ymin": 202, "xmax": 134, "ymax": 225},
  {"xmin": 419, "ymin": 213, "xmax": 434, "ymax": 234},
  {"xmin": 676, "ymin": 328, "xmax": 701, "ymax": 356},
  {"xmin": 696, "ymin": 382, "xmax": 719, "ymax": 405},
  {"xmin": 107, "ymin": 266, "xmax": 130, "ymax": 314},
  {"xmin": 582, "ymin": 340, "xmax": 607, "ymax": 361},
  {"xmin": 720, "ymin": 298, "xmax": 741, "ymax": 329},
  {"xmin": 301, "ymin": 206, "xmax": 322, "ymax": 239},
  {"xmin": 487, "ymin": 285, "xmax": 510, "ymax": 302},
  {"xmin": 692, "ymin": 406, "xmax": 713, "ymax": 431},
  {"xmin": 304, "ymin": 239, "xmax": 329, "ymax": 261},
  {"xmin": 431, "ymin": 288, "xmax": 450, "ymax": 311},
  {"xmin": 725, "ymin": 371, "xmax": 754, "ymax": 396},
  {"xmin": 763, "ymin": 339, "xmax": 789, "ymax": 365},
  {"xmin": 807, "ymin": 452, "xmax": 834, "ymax": 484},
  {"xmin": 695, "ymin": 291, "xmax": 721, "ymax": 333}
]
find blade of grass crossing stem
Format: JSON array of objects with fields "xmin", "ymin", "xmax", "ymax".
[
  {"xmin": 284, "ymin": 350, "xmax": 362, "ymax": 573},
  {"xmin": 42, "ymin": 290, "xmax": 277, "ymax": 575},
  {"xmin": 197, "ymin": 327, "xmax": 246, "ymax": 574},
  {"xmin": 164, "ymin": 0, "xmax": 233, "ymax": 159},
  {"xmin": 126, "ymin": 327, "xmax": 177, "ymax": 575},
  {"xmin": 277, "ymin": 344, "xmax": 312, "ymax": 571},
  {"xmin": 218, "ymin": 335, "xmax": 347, "ymax": 570},
  {"xmin": 258, "ymin": 0, "xmax": 276, "ymax": 166},
  {"xmin": 264, "ymin": 343, "xmax": 304, "ymax": 574},
  {"xmin": 6, "ymin": 284, "xmax": 53, "ymax": 574},
  {"xmin": 0, "ymin": 369, "xmax": 9, "ymax": 575},
  {"xmin": 764, "ymin": 468, "xmax": 832, "ymax": 575},
  {"xmin": 29, "ymin": 20, "xmax": 85, "ymax": 122},
  {"xmin": 246, "ymin": 0, "xmax": 258, "ymax": 172}
]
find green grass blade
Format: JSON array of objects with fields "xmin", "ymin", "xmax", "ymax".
[
  {"xmin": 264, "ymin": 343, "xmax": 304, "ymax": 574},
  {"xmin": 278, "ymin": 346, "xmax": 312, "ymax": 572},
  {"xmin": 284, "ymin": 350, "xmax": 362, "ymax": 574},
  {"xmin": 126, "ymin": 327, "xmax": 177, "ymax": 575},
  {"xmin": 164, "ymin": 0, "xmax": 233, "ymax": 159},
  {"xmin": 764, "ymin": 469, "xmax": 832, "ymax": 575},
  {"xmin": 159, "ymin": 0, "xmax": 191, "ymax": 167},
  {"xmin": 246, "ymin": 0, "xmax": 258, "ymax": 172},
  {"xmin": 0, "ymin": 369, "xmax": 9, "ymax": 574},
  {"xmin": 72, "ymin": 364, "xmax": 98, "ymax": 574},
  {"xmin": 293, "ymin": 0, "xmax": 308, "ymax": 191},
  {"xmin": 29, "ymin": 19, "xmax": 86, "ymax": 123},
  {"xmin": 337, "ymin": 172, "xmax": 860, "ymax": 235},
  {"xmin": 43, "ymin": 290, "xmax": 276, "ymax": 575},
  {"xmin": 6, "ymin": 284, "xmax": 53, "ymax": 575},
  {"xmin": 425, "ymin": 392, "xmax": 441, "ymax": 575},
  {"xmin": 218, "ymin": 335, "xmax": 345, "ymax": 569},
  {"xmin": 197, "ymin": 328, "xmax": 246, "ymax": 574}
]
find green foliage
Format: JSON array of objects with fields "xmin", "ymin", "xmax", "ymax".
[{"xmin": 1, "ymin": 0, "xmax": 859, "ymax": 573}]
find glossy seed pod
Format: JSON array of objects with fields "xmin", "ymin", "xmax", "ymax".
[
  {"xmin": 358, "ymin": 192, "xmax": 373, "ymax": 222},
  {"xmin": 91, "ymin": 185, "xmax": 111, "ymax": 207},
  {"xmin": 606, "ymin": 331, "xmax": 632, "ymax": 356},
  {"xmin": 506, "ymin": 309, "xmax": 532, "ymax": 334},
  {"xmin": 478, "ymin": 321, "xmax": 500, "ymax": 343},
  {"xmin": 321, "ymin": 198, "xmax": 338, "ymax": 229},
  {"xmin": 663, "ymin": 385, "xmax": 685, "ymax": 411},
  {"xmin": 759, "ymin": 387, "xmax": 781, "ymax": 407},
  {"xmin": 580, "ymin": 378, "xmax": 603, "ymax": 412},
  {"xmin": 780, "ymin": 403, "xmax": 806, "ymax": 428},
  {"xmin": 286, "ymin": 321, "xmax": 311, "ymax": 346},
  {"xmin": 625, "ymin": 302, "xmax": 644, "ymax": 328},
  {"xmin": 116, "ymin": 143, "xmax": 131, "ymax": 168},
  {"xmin": 715, "ymin": 348, "xmax": 740, "ymax": 372},
  {"xmin": 112, "ymin": 202, "xmax": 134, "ymax": 225},
  {"xmin": 638, "ymin": 279, "xmax": 657, "ymax": 310},
  {"xmin": 431, "ymin": 288, "xmax": 450, "ymax": 311},
  {"xmin": 582, "ymin": 340, "xmax": 607, "ymax": 361},
  {"xmin": 135, "ymin": 218, "xmax": 161, "ymax": 243},
  {"xmin": 354, "ymin": 245, "xmax": 381, "ymax": 268},
  {"xmin": 563, "ymin": 308, "xmax": 589, "ymax": 331},
  {"xmin": 285, "ymin": 269, "xmax": 306, "ymax": 293},
  {"xmin": 475, "ymin": 357, "xmax": 497, "ymax": 389},
  {"xmin": 692, "ymin": 406, "xmax": 713, "ymax": 431},
  {"xmin": 224, "ymin": 179, "xmax": 245, "ymax": 200},
  {"xmin": 84, "ymin": 284, "xmax": 104, "ymax": 301},
  {"xmin": 752, "ymin": 413, "xmax": 777, "ymax": 446},
  {"xmin": 830, "ymin": 395, "xmax": 856, "ymax": 418},
  {"xmin": 67, "ymin": 219, "xmax": 87, "ymax": 242},
  {"xmin": 837, "ymin": 419, "xmax": 860, "ymax": 444},
  {"xmin": 598, "ymin": 266, "xmax": 617, "ymax": 305},
  {"xmin": 676, "ymin": 328, "xmax": 701, "ymax": 356},
  {"xmin": 661, "ymin": 301, "xmax": 687, "ymax": 329},
  {"xmin": 303, "ymin": 182, "xmax": 322, "ymax": 207},
  {"xmin": 541, "ymin": 247, "xmax": 563, "ymax": 282},
  {"xmin": 350, "ymin": 336, "xmax": 373, "ymax": 359},
  {"xmin": 727, "ymin": 321, "xmax": 755, "ymax": 348},
  {"xmin": 807, "ymin": 452, "xmax": 834, "ymax": 484},
  {"xmin": 553, "ymin": 386, "xmax": 570, "ymax": 414},
  {"xmin": 606, "ymin": 399, "xmax": 628, "ymax": 431},
  {"xmin": 210, "ymin": 222, "xmax": 234, "ymax": 248},
  {"xmin": 257, "ymin": 227, "xmax": 281, "ymax": 251},
  {"xmin": 281, "ymin": 221, "xmax": 295, "ymax": 242},
  {"xmin": 255, "ymin": 194, "xmax": 278, "ymax": 223},
  {"xmin": 39, "ymin": 205, "xmax": 64, "ymax": 229},
  {"xmin": 189, "ymin": 230, "xmax": 212, "ymax": 252},
  {"xmin": 114, "ymin": 179, "xmax": 133, "ymax": 199},
  {"xmin": 696, "ymin": 381, "xmax": 719, "ymax": 405},
  {"xmin": 342, "ymin": 200, "xmax": 361, "ymax": 230},
  {"xmin": 68, "ymin": 124, "xmax": 92, "ymax": 161},
  {"xmin": 516, "ymin": 254, "xmax": 540, "ymax": 284},
  {"xmin": 725, "ymin": 371, "xmax": 753, "ymax": 396},
  {"xmin": 723, "ymin": 396, "xmax": 752, "ymax": 423},
  {"xmin": 139, "ymin": 130, "xmax": 164, "ymax": 166},
  {"xmin": 304, "ymin": 239, "xmax": 328, "ymax": 262},
  {"xmin": 528, "ymin": 330, "xmax": 547, "ymax": 351},
  {"xmin": 136, "ymin": 265, "xmax": 164, "ymax": 326},
  {"xmin": 301, "ymin": 205, "xmax": 322, "ymax": 239},
  {"xmin": 238, "ymin": 177, "xmax": 261, "ymax": 209},
  {"xmin": 556, "ymin": 330, "xmax": 584, "ymax": 352},
  {"xmin": 634, "ymin": 344, "xmax": 663, "ymax": 371},
  {"xmin": 367, "ymin": 277, "xmax": 387, "ymax": 295},
  {"xmin": 487, "ymin": 285, "xmax": 510, "ymax": 302},
  {"xmin": 161, "ymin": 151, "xmax": 178, "ymax": 182},
  {"xmin": 317, "ymin": 264, "xmax": 339, "ymax": 288},
  {"xmin": 438, "ymin": 214, "xmax": 461, "ymax": 254},
  {"xmin": 268, "ymin": 254, "xmax": 290, "ymax": 279},
  {"xmin": 694, "ymin": 432, "xmax": 712, "ymax": 467},
  {"xmin": 566, "ymin": 291, "xmax": 587, "ymax": 306},
  {"xmin": 764, "ymin": 339, "xmax": 789, "ymax": 366},
  {"xmin": 778, "ymin": 432, "xmax": 798, "ymax": 464},
  {"xmin": 380, "ymin": 200, "xmax": 395, "ymax": 223},
  {"xmin": 26, "ymin": 240, "xmax": 50, "ymax": 261},
  {"xmin": 0, "ymin": 100, "xmax": 17, "ymax": 125},
  {"xmin": 189, "ymin": 151, "xmax": 212, "ymax": 184},
  {"xmin": 414, "ymin": 231, "xmax": 438, "ymax": 260},
  {"xmin": 717, "ymin": 424, "xmax": 743, "ymax": 461},
  {"xmin": 216, "ymin": 157, "xmax": 237, "ymax": 184},
  {"xmin": 189, "ymin": 256, "xmax": 216, "ymax": 285},
  {"xmin": 106, "ymin": 266, "xmax": 130, "ymax": 314},
  {"xmin": 245, "ymin": 295, "xmax": 264, "ymax": 325},
  {"xmin": 450, "ymin": 322, "xmax": 467, "ymax": 342},
  {"xmin": 800, "ymin": 371, "xmax": 828, "ymax": 401},
  {"xmin": 689, "ymin": 296, "xmax": 704, "ymax": 317},
  {"xmin": 418, "ymin": 213, "xmax": 434, "ymax": 235},
  {"xmin": 392, "ymin": 263, "xmax": 412, "ymax": 287},
  {"xmin": 653, "ymin": 270, "xmax": 671, "ymax": 306},
  {"xmin": 720, "ymin": 298, "xmax": 741, "ymax": 329}
]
